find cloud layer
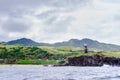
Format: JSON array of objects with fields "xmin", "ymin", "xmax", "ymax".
[{"xmin": 0, "ymin": 0, "xmax": 120, "ymax": 45}]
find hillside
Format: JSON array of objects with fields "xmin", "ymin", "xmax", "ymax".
[
  {"xmin": 7, "ymin": 38, "xmax": 50, "ymax": 46},
  {"xmin": 7, "ymin": 38, "xmax": 39, "ymax": 46},
  {"xmin": 6, "ymin": 38, "xmax": 120, "ymax": 50},
  {"xmin": 0, "ymin": 44, "xmax": 120, "ymax": 65},
  {"xmin": 53, "ymin": 38, "xmax": 120, "ymax": 50}
]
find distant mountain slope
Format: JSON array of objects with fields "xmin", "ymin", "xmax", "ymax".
[
  {"xmin": 6, "ymin": 38, "xmax": 120, "ymax": 50},
  {"xmin": 7, "ymin": 38, "xmax": 50, "ymax": 46},
  {"xmin": 7, "ymin": 38, "xmax": 39, "ymax": 46},
  {"xmin": 53, "ymin": 38, "xmax": 120, "ymax": 50}
]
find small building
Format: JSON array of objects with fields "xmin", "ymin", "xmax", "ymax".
[{"xmin": 84, "ymin": 43, "xmax": 88, "ymax": 53}]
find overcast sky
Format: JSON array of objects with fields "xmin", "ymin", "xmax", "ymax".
[{"xmin": 0, "ymin": 0, "xmax": 120, "ymax": 45}]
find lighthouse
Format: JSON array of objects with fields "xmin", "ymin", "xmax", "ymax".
[{"xmin": 84, "ymin": 43, "xmax": 88, "ymax": 53}]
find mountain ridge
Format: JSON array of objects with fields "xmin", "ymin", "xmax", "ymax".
[
  {"xmin": 7, "ymin": 38, "xmax": 50, "ymax": 46},
  {"xmin": 6, "ymin": 38, "xmax": 120, "ymax": 50}
]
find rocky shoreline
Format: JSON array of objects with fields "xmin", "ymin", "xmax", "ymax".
[
  {"xmin": 67, "ymin": 55, "xmax": 120, "ymax": 66},
  {"xmin": 54, "ymin": 55, "xmax": 120, "ymax": 67}
]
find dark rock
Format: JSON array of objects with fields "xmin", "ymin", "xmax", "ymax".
[
  {"xmin": 67, "ymin": 55, "xmax": 103, "ymax": 66},
  {"xmin": 103, "ymin": 57, "xmax": 120, "ymax": 66},
  {"xmin": 67, "ymin": 55, "xmax": 120, "ymax": 66}
]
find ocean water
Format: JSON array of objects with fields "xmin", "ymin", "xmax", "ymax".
[{"xmin": 0, "ymin": 65, "xmax": 120, "ymax": 80}]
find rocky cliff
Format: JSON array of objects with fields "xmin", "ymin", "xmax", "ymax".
[{"xmin": 67, "ymin": 55, "xmax": 120, "ymax": 66}]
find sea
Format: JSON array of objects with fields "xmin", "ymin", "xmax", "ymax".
[{"xmin": 0, "ymin": 65, "xmax": 120, "ymax": 80}]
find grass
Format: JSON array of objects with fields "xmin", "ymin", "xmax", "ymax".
[
  {"xmin": 17, "ymin": 59, "xmax": 57, "ymax": 65},
  {"xmin": 1, "ymin": 44, "xmax": 120, "ymax": 59},
  {"xmin": 102, "ymin": 51, "xmax": 120, "ymax": 58},
  {"xmin": 0, "ymin": 43, "xmax": 22, "ymax": 47},
  {"xmin": 69, "ymin": 51, "xmax": 120, "ymax": 58},
  {"xmin": 38, "ymin": 46, "xmax": 82, "ymax": 54}
]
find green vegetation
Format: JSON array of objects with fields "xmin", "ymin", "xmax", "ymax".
[
  {"xmin": 0, "ymin": 44, "xmax": 120, "ymax": 65},
  {"xmin": 17, "ymin": 60, "xmax": 57, "ymax": 65},
  {"xmin": 102, "ymin": 51, "xmax": 120, "ymax": 58}
]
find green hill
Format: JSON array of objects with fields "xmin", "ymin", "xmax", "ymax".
[
  {"xmin": 5, "ymin": 38, "xmax": 120, "ymax": 50},
  {"xmin": 54, "ymin": 38, "xmax": 120, "ymax": 50},
  {"xmin": 7, "ymin": 38, "xmax": 50, "ymax": 46}
]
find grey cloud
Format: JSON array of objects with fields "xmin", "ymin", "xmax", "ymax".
[
  {"xmin": 43, "ymin": 16, "xmax": 74, "ymax": 33},
  {"xmin": 37, "ymin": 9, "xmax": 72, "ymax": 20},
  {"xmin": 1, "ymin": 18, "xmax": 30, "ymax": 33},
  {"xmin": 8, "ymin": 9, "xmax": 34, "ymax": 18},
  {"xmin": 0, "ymin": 33, "xmax": 10, "ymax": 42},
  {"xmin": 0, "ymin": 0, "xmax": 90, "ymax": 26},
  {"xmin": 0, "ymin": 0, "xmax": 90, "ymax": 15},
  {"xmin": 0, "ymin": 0, "xmax": 45, "ymax": 15},
  {"xmin": 37, "ymin": 10, "xmax": 58, "ymax": 20},
  {"xmin": 37, "ymin": 9, "xmax": 74, "ymax": 28},
  {"xmin": 43, "ymin": 16, "xmax": 58, "ymax": 25},
  {"xmin": 0, "ymin": 0, "xmax": 120, "ymax": 45},
  {"xmin": 51, "ymin": 0, "xmax": 89, "ymax": 10},
  {"xmin": 102, "ymin": 0, "xmax": 120, "ymax": 3},
  {"xmin": 0, "ymin": 0, "xmax": 87, "ymax": 39},
  {"xmin": 36, "ymin": 0, "xmax": 90, "ymax": 20},
  {"xmin": 114, "ymin": 15, "xmax": 120, "ymax": 21}
]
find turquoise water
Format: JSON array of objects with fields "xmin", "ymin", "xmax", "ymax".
[{"xmin": 0, "ymin": 65, "xmax": 120, "ymax": 80}]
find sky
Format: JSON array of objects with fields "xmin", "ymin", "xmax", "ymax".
[{"xmin": 0, "ymin": 0, "xmax": 120, "ymax": 45}]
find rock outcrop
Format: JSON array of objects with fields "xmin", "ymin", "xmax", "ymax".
[
  {"xmin": 67, "ymin": 55, "xmax": 120, "ymax": 66},
  {"xmin": 103, "ymin": 57, "xmax": 120, "ymax": 66}
]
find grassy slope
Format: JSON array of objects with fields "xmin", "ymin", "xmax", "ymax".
[
  {"xmin": 0, "ymin": 44, "xmax": 120, "ymax": 65},
  {"xmin": 33, "ymin": 46, "xmax": 120, "ymax": 59},
  {"xmin": 102, "ymin": 51, "xmax": 120, "ymax": 58},
  {"xmin": 1, "ymin": 44, "xmax": 120, "ymax": 57},
  {"xmin": 38, "ymin": 46, "xmax": 82, "ymax": 54}
]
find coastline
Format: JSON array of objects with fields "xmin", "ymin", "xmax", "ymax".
[
  {"xmin": 0, "ymin": 54, "xmax": 120, "ymax": 67},
  {"xmin": 67, "ymin": 55, "xmax": 120, "ymax": 66}
]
